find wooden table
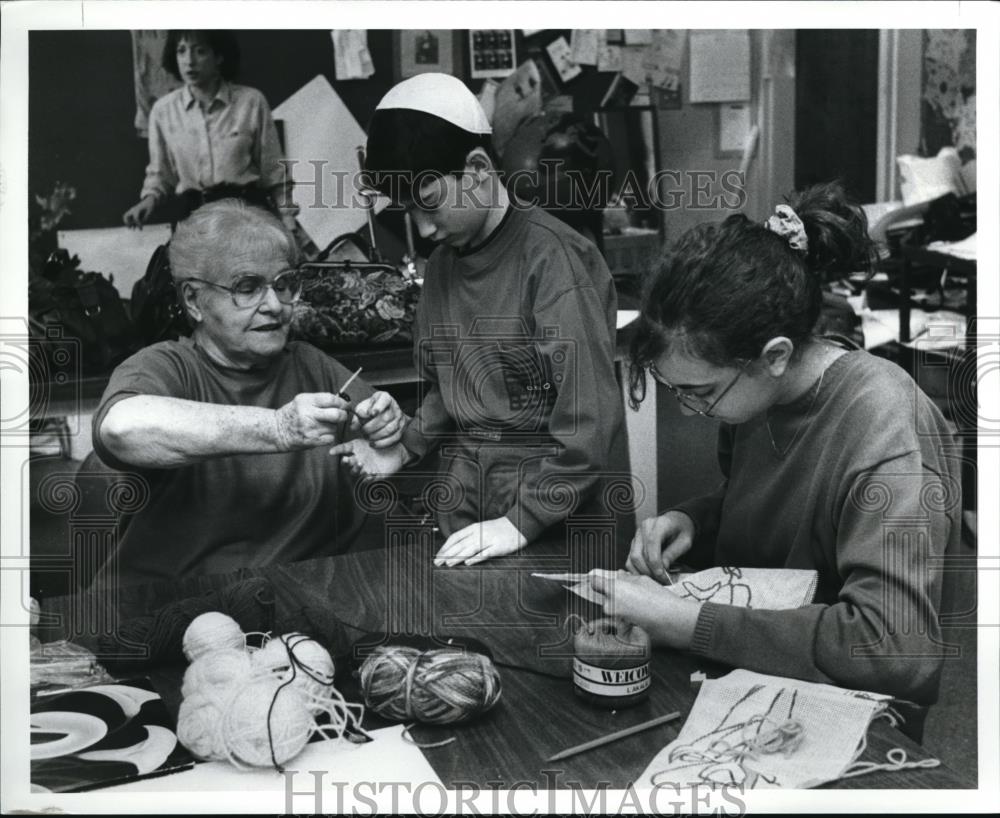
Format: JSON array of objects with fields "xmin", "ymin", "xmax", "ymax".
[{"xmin": 39, "ymin": 536, "xmax": 972, "ymax": 791}]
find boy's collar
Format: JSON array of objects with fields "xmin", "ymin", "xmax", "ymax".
[{"xmin": 457, "ymin": 200, "xmax": 513, "ymax": 257}]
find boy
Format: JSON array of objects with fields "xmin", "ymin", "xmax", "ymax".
[{"xmin": 333, "ymin": 74, "xmax": 631, "ymax": 567}]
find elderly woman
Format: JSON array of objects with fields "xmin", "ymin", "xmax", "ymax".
[
  {"xmin": 123, "ymin": 30, "xmax": 297, "ymax": 230},
  {"xmin": 93, "ymin": 200, "xmax": 405, "ymax": 587}
]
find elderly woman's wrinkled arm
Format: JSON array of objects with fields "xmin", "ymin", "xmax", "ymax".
[{"xmin": 99, "ymin": 392, "xmax": 352, "ymax": 468}]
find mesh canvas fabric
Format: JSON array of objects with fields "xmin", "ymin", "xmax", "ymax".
[
  {"xmin": 636, "ymin": 670, "xmax": 890, "ymax": 789},
  {"xmin": 548, "ymin": 567, "xmax": 819, "ymax": 610},
  {"xmin": 668, "ymin": 567, "xmax": 819, "ymax": 609}
]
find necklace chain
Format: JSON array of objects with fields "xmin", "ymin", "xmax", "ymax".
[{"xmin": 765, "ymin": 366, "xmax": 828, "ymax": 458}]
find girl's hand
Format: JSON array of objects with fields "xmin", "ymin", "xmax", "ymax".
[
  {"xmin": 626, "ymin": 511, "xmax": 695, "ymax": 583},
  {"xmin": 588, "ymin": 569, "xmax": 702, "ymax": 650}
]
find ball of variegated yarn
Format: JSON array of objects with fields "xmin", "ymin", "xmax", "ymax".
[{"xmin": 359, "ymin": 646, "xmax": 501, "ymax": 724}]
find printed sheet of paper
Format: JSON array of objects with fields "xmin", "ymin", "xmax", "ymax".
[
  {"xmin": 621, "ymin": 47, "xmax": 651, "ymax": 87},
  {"xmin": 634, "ymin": 670, "xmax": 888, "ymax": 789},
  {"xmin": 689, "ymin": 30, "xmax": 751, "ymax": 102},
  {"xmin": 647, "ymin": 30, "xmax": 684, "ymax": 91},
  {"xmin": 719, "ymin": 103, "xmax": 752, "ymax": 153},
  {"xmin": 597, "ymin": 37, "xmax": 623, "ymax": 73},
  {"xmin": 272, "ymin": 75, "xmax": 387, "ymax": 250},
  {"xmin": 570, "ymin": 30, "xmax": 600, "ymax": 66},
  {"xmin": 624, "ymin": 30, "xmax": 654, "ymax": 46},
  {"xmin": 58, "ymin": 225, "xmax": 173, "ymax": 298},
  {"xmin": 99, "ymin": 725, "xmax": 444, "ymax": 792},
  {"xmin": 30, "ymin": 679, "xmax": 195, "ymax": 793},
  {"xmin": 547, "ymin": 36, "xmax": 582, "ymax": 83}
]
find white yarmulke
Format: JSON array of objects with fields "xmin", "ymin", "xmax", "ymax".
[{"xmin": 376, "ymin": 73, "xmax": 492, "ymax": 135}]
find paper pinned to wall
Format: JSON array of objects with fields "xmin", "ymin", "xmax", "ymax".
[
  {"xmin": 649, "ymin": 30, "xmax": 685, "ymax": 90},
  {"xmin": 570, "ymin": 29, "xmax": 600, "ymax": 66},
  {"xmin": 547, "ymin": 36, "xmax": 582, "ymax": 83},
  {"xmin": 624, "ymin": 30, "xmax": 653, "ymax": 46},
  {"xmin": 719, "ymin": 103, "xmax": 752, "ymax": 153},
  {"xmin": 621, "ymin": 47, "xmax": 650, "ymax": 87},
  {"xmin": 58, "ymin": 224, "xmax": 173, "ymax": 298},
  {"xmin": 273, "ymin": 75, "xmax": 387, "ymax": 251},
  {"xmin": 689, "ymin": 30, "xmax": 751, "ymax": 102},
  {"xmin": 331, "ymin": 30, "xmax": 375, "ymax": 80},
  {"xmin": 597, "ymin": 35, "xmax": 623, "ymax": 73}
]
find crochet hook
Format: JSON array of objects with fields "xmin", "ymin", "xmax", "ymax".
[{"xmin": 338, "ymin": 367, "xmax": 363, "ymax": 400}]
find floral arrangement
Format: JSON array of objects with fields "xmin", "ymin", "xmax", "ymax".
[{"xmin": 291, "ymin": 266, "xmax": 422, "ymax": 347}]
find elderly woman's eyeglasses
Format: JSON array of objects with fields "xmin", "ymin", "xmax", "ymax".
[
  {"xmin": 648, "ymin": 359, "xmax": 750, "ymax": 418},
  {"xmin": 181, "ymin": 269, "xmax": 304, "ymax": 309}
]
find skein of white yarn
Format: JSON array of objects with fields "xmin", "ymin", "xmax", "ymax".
[
  {"xmin": 181, "ymin": 648, "xmax": 253, "ymax": 700},
  {"xmin": 182, "ymin": 612, "xmax": 245, "ymax": 662},
  {"xmin": 252, "ymin": 632, "xmax": 336, "ymax": 703}
]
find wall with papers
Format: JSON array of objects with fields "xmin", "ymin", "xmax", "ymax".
[{"xmin": 28, "ymin": 30, "xmax": 398, "ymax": 231}]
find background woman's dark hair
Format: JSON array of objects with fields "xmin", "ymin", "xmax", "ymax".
[
  {"xmin": 627, "ymin": 180, "xmax": 878, "ymax": 409},
  {"xmin": 365, "ymin": 108, "xmax": 496, "ymax": 202},
  {"xmin": 162, "ymin": 30, "xmax": 241, "ymax": 81}
]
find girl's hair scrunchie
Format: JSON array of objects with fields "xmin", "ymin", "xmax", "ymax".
[{"xmin": 764, "ymin": 204, "xmax": 809, "ymax": 254}]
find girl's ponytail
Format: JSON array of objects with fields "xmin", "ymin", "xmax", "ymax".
[{"xmin": 785, "ymin": 181, "xmax": 879, "ymax": 280}]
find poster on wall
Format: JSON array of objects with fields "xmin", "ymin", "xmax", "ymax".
[
  {"xmin": 469, "ymin": 29, "xmax": 517, "ymax": 79},
  {"xmin": 395, "ymin": 30, "xmax": 455, "ymax": 80},
  {"xmin": 921, "ymin": 29, "xmax": 976, "ymax": 163}
]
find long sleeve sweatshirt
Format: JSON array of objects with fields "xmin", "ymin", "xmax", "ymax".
[
  {"xmin": 673, "ymin": 349, "xmax": 961, "ymax": 705},
  {"xmin": 401, "ymin": 204, "xmax": 629, "ymax": 544}
]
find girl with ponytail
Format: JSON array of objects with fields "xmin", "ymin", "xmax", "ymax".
[{"xmin": 589, "ymin": 182, "xmax": 961, "ymax": 722}]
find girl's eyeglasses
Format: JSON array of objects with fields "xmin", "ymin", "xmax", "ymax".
[{"xmin": 648, "ymin": 359, "xmax": 751, "ymax": 418}]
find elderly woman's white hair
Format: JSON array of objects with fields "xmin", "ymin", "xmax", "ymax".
[{"xmin": 169, "ymin": 199, "xmax": 300, "ymax": 282}]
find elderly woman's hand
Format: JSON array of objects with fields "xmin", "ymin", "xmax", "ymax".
[
  {"xmin": 274, "ymin": 392, "xmax": 352, "ymax": 450},
  {"xmin": 352, "ymin": 391, "xmax": 407, "ymax": 448}
]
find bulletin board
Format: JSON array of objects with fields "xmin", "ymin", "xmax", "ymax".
[{"xmin": 27, "ymin": 29, "xmax": 675, "ymax": 235}]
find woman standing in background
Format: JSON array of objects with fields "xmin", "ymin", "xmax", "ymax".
[{"xmin": 123, "ymin": 30, "xmax": 298, "ymax": 230}]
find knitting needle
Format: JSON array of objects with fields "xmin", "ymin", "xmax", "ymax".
[
  {"xmin": 338, "ymin": 367, "xmax": 363, "ymax": 400},
  {"xmin": 546, "ymin": 711, "xmax": 681, "ymax": 762}
]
